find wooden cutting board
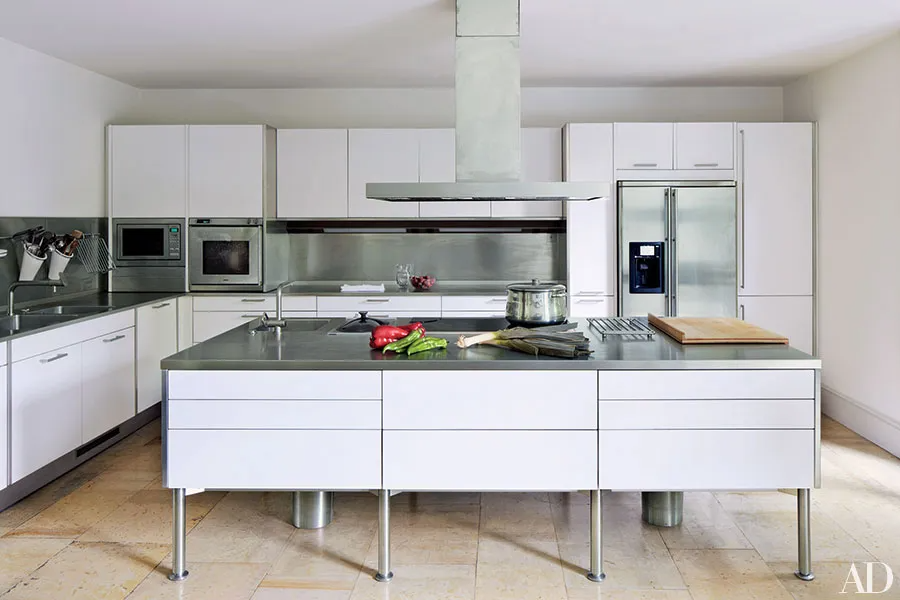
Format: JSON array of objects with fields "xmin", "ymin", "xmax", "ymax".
[{"xmin": 648, "ymin": 314, "xmax": 788, "ymax": 345}]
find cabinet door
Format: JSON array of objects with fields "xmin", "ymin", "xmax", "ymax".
[
  {"xmin": 491, "ymin": 128, "xmax": 563, "ymax": 218},
  {"xmin": 348, "ymin": 129, "xmax": 419, "ymax": 218},
  {"xmin": 675, "ymin": 123, "xmax": 734, "ymax": 169},
  {"xmin": 277, "ymin": 129, "xmax": 348, "ymax": 219},
  {"xmin": 565, "ymin": 124, "xmax": 615, "ymax": 298},
  {"xmin": 614, "ymin": 123, "xmax": 674, "ymax": 170},
  {"xmin": 740, "ymin": 295, "xmax": 814, "ymax": 355},
  {"xmin": 418, "ymin": 129, "xmax": 491, "ymax": 219},
  {"xmin": 188, "ymin": 125, "xmax": 264, "ymax": 218},
  {"xmin": 177, "ymin": 295, "xmax": 193, "ymax": 351},
  {"xmin": 82, "ymin": 328, "xmax": 135, "ymax": 442},
  {"xmin": 193, "ymin": 312, "xmax": 260, "ymax": 344},
  {"xmin": 11, "ymin": 345, "xmax": 82, "ymax": 482},
  {"xmin": 109, "ymin": 125, "xmax": 187, "ymax": 218},
  {"xmin": 738, "ymin": 123, "xmax": 813, "ymax": 296},
  {"xmin": 0, "ymin": 366, "xmax": 6, "ymax": 490},
  {"xmin": 136, "ymin": 301, "xmax": 178, "ymax": 412}
]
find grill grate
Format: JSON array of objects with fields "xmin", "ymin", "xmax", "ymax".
[{"xmin": 588, "ymin": 317, "xmax": 656, "ymax": 341}]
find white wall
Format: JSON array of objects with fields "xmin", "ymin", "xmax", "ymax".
[
  {"xmin": 0, "ymin": 38, "xmax": 140, "ymax": 218},
  {"xmin": 126, "ymin": 86, "xmax": 783, "ymax": 128},
  {"xmin": 784, "ymin": 34, "xmax": 900, "ymax": 456}
]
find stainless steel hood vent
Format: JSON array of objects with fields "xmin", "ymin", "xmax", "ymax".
[{"xmin": 367, "ymin": 0, "xmax": 609, "ymax": 203}]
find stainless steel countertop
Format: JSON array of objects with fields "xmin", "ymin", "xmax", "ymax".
[{"xmin": 161, "ymin": 317, "xmax": 821, "ymax": 371}]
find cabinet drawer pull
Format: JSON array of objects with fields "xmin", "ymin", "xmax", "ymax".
[
  {"xmin": 40, "ymin": 352, "xmax": 68, "ymax": 364},
  {"xmin": 152, "ymin": 302, "xmax": 171, "ymax": 309},
  {"xmin": 576, "ymin": 299, "xmax": 605, "ymax": 304},
  {"xmin": 488, "ymin": 298, "xmax": 507, "ymax": 303},
  {"xmin": 574, "ymin": 291, "xmax": 606, "ymax": 296},
  {"xmin": 368, "ymin": 314, "xmax": 390, "ymax": 318},
  {"xmin": 633, "ymin": 162, "xmax": 658, "ymax": 168},
  {"xmin": 102, "ymin": 334, "xmax": 127, "ymax": 343},
  {"xmin": 694, "ymin": 162, "xmax": 719, "ymax": 168},
  {"xmin": 241, "ymin": 298, "xmax": 266, "ymax": 303},
  {"xmin": 240, "ymin": 314, "xmax": 262, "ymax": 318},
  {"xmin": 365, "ymin": 298, "xmax": 390, "ymax": 303},
  {"xmin": 739, "ymin": 304, "xmax": 745, "ymax": 320}
]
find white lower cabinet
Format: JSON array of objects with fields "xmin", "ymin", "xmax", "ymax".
[
  {"xmin": 739, "ymin": 295, "xmax": 814, "ymax": 355},
  {"xmin": 82, "ymin": 328, "xmax": 136, "ymax": 442},
  {"xmin": 136, "ymin": 301, "xmax": 178, "ymax": 412},
  {"xmin": 11, "ymin": 344, "xmax": 83, "ymax": 482},
  {"xmin": 0, "ymin": 366, "xmax": 7, "ymax": 490}
]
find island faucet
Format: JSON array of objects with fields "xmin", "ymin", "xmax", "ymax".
[
  {"xmin": 8, "ymin": 280, "xmax": 67, "ymax": 316},
  {"xmin": 266, "ymin": 280, "xmax": 305, "ymax": 337}
]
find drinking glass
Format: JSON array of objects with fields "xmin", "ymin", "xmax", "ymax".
[{"xmin": 395, "ymin": 263, "xmax": 413, "ymax": 290}]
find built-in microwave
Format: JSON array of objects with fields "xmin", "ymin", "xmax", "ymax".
[
  {"xmin": 112, "ymin": 218, "xmax": 185, "ymax": 266},
  {"xmin": 188, "ymin": 218, "xmax": 263, "ymax": 291}
]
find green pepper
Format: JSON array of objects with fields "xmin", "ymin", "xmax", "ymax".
[
  {"xmin": 382, "ymin": 327, "xmax": 424, "ymax": 353},
  {"xmin": 408, "ymin": 348, "xmax": 447, "ymax": 360},
  {"xmin": 406, "ymin": 337, "xmax": 448, "ymax": 355}
]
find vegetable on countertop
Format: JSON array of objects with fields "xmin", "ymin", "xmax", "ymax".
[
  {"xmin": 407, "ymin": 337, "xmax": 449, "ymax": 355},
  {"xmin": 382, "ymin": 328, "xmax": 424, "ymax": 353},
  {"xmin": 372, "ymin": 325, "xmax": 410, "ymax": 339},
  {"xmin": 369, "ymin": 335, "xmax": 401, "ymax": 349},
  {"xmin": 456, "ymin": 323, "xmax": 592, "ymax": 358},
  {"xmin": 399, "ymin": 322, "xmax": 425, "ymax": 334}
]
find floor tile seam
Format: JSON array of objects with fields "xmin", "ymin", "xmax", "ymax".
[
  {"xmin": 12, "ymin": 487, "xmax": 142, "ymax": 540},
  {"xmin": 0, "ymin": 537, "xmax": 76, "ymax": 597}
]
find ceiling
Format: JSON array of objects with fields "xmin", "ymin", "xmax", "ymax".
[{"xmin": 2, "ymin": 0, "xmax": 900, "ymax": 89}]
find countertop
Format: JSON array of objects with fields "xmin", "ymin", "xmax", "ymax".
[{"xmin": 161, "ymin": 317, "xmax": 821, "ymax": 372}]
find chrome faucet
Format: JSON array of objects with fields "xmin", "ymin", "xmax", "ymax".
[
  {"xmin": 8, "ymin": 280, "xmax": 67, "ymax": 316},
  {"xmin": 265, "ymin": 280, "xmax": 305, "ymax": 337}
]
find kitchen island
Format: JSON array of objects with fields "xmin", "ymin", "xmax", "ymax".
[{"xmin": 160, "ymin": 317, "xmax": 822, "ymax": 584}]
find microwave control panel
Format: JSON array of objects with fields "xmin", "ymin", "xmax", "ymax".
[{"xmin": 167, "ymin": 225, "xmax": 182, "ymax": 259}]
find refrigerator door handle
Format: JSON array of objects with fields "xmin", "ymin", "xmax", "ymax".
[
  {"xmin": 663, "ymin": 188, "xmax": 671, "ymax": 316},
  {"xmin": 670, "ymin": 188, "xmax": 678, "ymax": 317}
]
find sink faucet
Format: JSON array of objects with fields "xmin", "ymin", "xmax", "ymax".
[
  {"xmin": 8, "ymin": 280, "xmax": 67, "ymax": 316},
  {"xmin": 265, "ymin": 280, "xmax": 305, "ymax": 337}
]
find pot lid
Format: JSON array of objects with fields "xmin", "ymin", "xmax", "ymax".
[
  {"xmin": 336, "ymin": 311, "xmax": 388, "ymax": 333},
  {"xmin": 506, "ymin": 279, "xmax": 567, "ymax": 292}
]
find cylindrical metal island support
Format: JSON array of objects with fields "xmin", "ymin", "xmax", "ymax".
[
  {"xmin": 587, "ymin": 490, "xmax": 606, "ymax": 582},
  {"xmin": 375, "ymin": 489, "xmax": 393, "ymax": 582},
  {"xmin": 168, "ymin": 488, "xmax": 189, "ymax": 581},
  {"xmin": 642, "ymin": 492, "xmax": 683, "ymax": 527},
  {"xmin": 291, "ymin": 492, "xmax": 334, "ymax": 529},
  {"xmin": 795, "ymin": 488, "xmax": 815, "ymax": 581}
]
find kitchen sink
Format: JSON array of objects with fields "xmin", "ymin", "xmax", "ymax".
[
  {"xmin": 0, "ymin": 313, "xmax": 80, "ymax": 334},
  {"xmin": 23, "ymin": 305, "xmax": 115, "ymax": 316}
]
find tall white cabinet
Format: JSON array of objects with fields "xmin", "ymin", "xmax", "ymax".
[
  {"xmin": 108, "ymin": 125, "xmax": 188, "ymax": 218},
  {"xmin": 277, "ymin": 129, "xmax": 349, "ymax": 219}
]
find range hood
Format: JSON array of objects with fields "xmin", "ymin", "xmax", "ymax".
[{"xmin": 367, "ymin": 0, "xmax": 610, "ymax": 203}]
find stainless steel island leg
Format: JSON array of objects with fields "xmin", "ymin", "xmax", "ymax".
[
  {"xmin": 374, "ymin": 489, "xmax": 393, "ymax": 582},
  {"xmin": 292, "ymin": 491, "xmax": 334, "ymax": 529},
  {"xmin": 587, "ymin": 490, "xmax": 606, "ymax": 582},
  {"xmin": 795, "ymin": 488, "xmax": 814, "ymax": 581},
  {"xmin": 168, "ymin": 488, "xmax": 189, "ymax": 581}
]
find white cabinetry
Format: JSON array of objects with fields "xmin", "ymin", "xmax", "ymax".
[
  {"xmin": 191, "ymin": 294, "xmax": 316, "ymax": 344},
  {"xmin": 0, "ymin": 364, "xmax": 7, "ymax": 490},
  {"xmin": 277, "ymin": 129, "xmax": 348, "ymax": 219},
  {"xmin": 136, "ymin": 301, "xmax": 178, "ymax": 412},
  {"xmin": 348, "ymin": 129, "xmax": 419, "ymax": 218},
  {"xmin": 491, "ymin": 128, "xmax": 563, "ymax": 218},
  {"xmin": 188, "ymin": 125, "xmax": 267, "ymax": 218},
  {"xmin": 614, "ymin": 123, "xmax": 674, "ymax": 170},
  {"xmin": 740, "ymin": 295, "xmax": 814, "ymax": 355},
  {"xmin": 108, "ymin": 125, "xmax": 187, "ymax": 218},
  {"xmin": 418, "ymin": 129, "xmax": 491, "ymax": 219},
  {"xmin": 82, "ymin": 328, "xmax": 135, "ymax": 442},
  {"xmin": 675, "ymin": 123, "xmax": 734, "ymax": 169}
]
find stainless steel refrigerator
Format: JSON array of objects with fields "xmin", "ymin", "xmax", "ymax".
[{"xmin": 618, "ymin": 181, "xmax": 737, "ymax": 318}]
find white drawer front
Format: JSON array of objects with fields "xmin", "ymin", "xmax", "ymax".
[
  {"xmin": 169, "ymin": 400, "xmax": 381, "ymax": 429},
  {"xmin": 318, "ymin": 311, "xmax": 442, "ymax": 320},
  {"xmin": 384, "ymin": 431, "xmax": 597, "ymax": 491},
  {"xmin": 12, "ymin": 310, "xmax": 134, "ymax": 363},
  {"xmin": 280, "ymin": 295, "xmax": 317, "ymax": 311},
  {"xmin": 192, "ymin": 295, "xmax": 275, "ymax": 311},
  {"xmin": 600, "ymin": 429, "xmax": 814, "ymax": 490},
  {"xmin": 599, "ymin": 399, "xmax": 814, "ymax": 429},
  {"xmin": 569, "ymin": 295, "xmax": 613, "ymax": 318},
  {"xmin": 166, "ymin": 429, "xmax": 381, "ymax": 489},
  {"xmin": 440, "ymin": 295, "xmax": 508, "ymax": 312},
  {"xmin": 383, "ymin": 370, "xmax": 596, "ymax": 430},
  {"xmin": 168, "ymin": 370, "xmax": 382, "ymax": 400},
  {"xmin": 317, "ymin": 295, "xmax": 442, "ymax": 313},
  {"xmin": 598, "ymin": 370, "xmax": 815, "ymax": 400}
]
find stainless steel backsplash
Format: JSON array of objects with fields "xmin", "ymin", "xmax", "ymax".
[{"xmin": 284, "ymin": 233, "xmax": 566, "ymax": 283}]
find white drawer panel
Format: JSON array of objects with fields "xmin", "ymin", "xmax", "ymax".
[
  {"xmin": 168, "ymin": 370, "xmax": 382, "ymax": 400},
  {"xmin": 12, "ymin": 310, "xmax": 134, "ymax": 363},
  {"xmin": 191, "ymin": 294, "xmax": 275, "ymax": 311},
  {"xmin": 569, "ymin": 295, "xmax": 614, "ymax": 318},
  {"xmin": 598, "ymin": 370, "xmax": 815, "ymax": 400},
  {"xmin": 384, "ymin": 431, "xmax": 597, "ymax": 490},
  {"xmin": 169, "ymin": 400, "xmax": 381, "ymax": 429},
  {"xmin": 599, "ymin": 399, "xmax": 814, "ymax": 429},
  {"xmin": 600, "ymin": 429, "xmax": 814, "ymax": 490},
  {"xmin": 318, "ymin": 311, "xmax": 441, "ymax": 320},
  {"xmin": 441, "ymin": 295, "xmax": 508, "ymax": 312},
  {"xmin": 280, "ymin": 295, "xmax": 317, "ymax": 311},
  {"xmin": 317, "ymin": 295, "xmax": 442, "ymax": 313},
  {"xmin": 166, "ymin": 429, "xmax": 381, "ymax": 489},
  {"xmin": 384, "ymin": 370, "xmax": 596, "ymax": 429}
]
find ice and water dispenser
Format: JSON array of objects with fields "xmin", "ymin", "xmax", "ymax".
[{"xmin": 628, "ymin": 242, "xmax": 664, "ymax": 294}]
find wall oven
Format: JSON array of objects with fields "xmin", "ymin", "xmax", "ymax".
[{"xmin": 189, "ymin": 218, "xmax": 263, "ymax": 291}]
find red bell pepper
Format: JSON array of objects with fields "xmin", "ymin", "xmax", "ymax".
[
  {"xmin": 372, "ymin": 325, "xmax": 409, "ymax": 339},
  {"xmin": 399, "ymin": 322, "xmax": 425, "ymax": 334},
  {"xmin": 370, "ymin": 335, "xmax": 400, "ymax": 349}
]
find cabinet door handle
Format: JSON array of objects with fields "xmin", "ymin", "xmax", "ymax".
[
  {"xmin": 739, "ymin": 304, "xmax": 745, "ymax": 320},
  {"xmin": 576, "ymin": 299, "xmax": 606, "ymax": 304},
  {"xmin": 241, "ymin": 298, "xmax": 266, "ymax": 303},
  {"xmin": 488, "ymin": 298, "xmax": 507, "ymax": 303},
  {"xmin": 633, "ymin": 162, "xmax": 658, "ymax": 168},
  {"xmin": 574, "ymin": 291, "xmax": 606, "ymax": 296},
  {"xmin": 694, "ymin": 162, "xmax": 719, "ymax": 168},
  {"xmin": 240, "ymin": 314, "xmax": 262, "ymax": 318},
  {"xmin": 368, "ymin": 314, "xmax": 390, "ymax": 318},
  {"xmin": 40, "ymin": 352, "xmax": 68, "ymax": 364},
  {"xmin": 152, "ymin": 302, "xmax": 171, "ymax": 309},
  {"xmin": 739, "ymin": 128, "xmax": 746, "ymax": 290},
  {"xmin": 102, "ymin": 334, "xmax": 126, "ymax": 343},
  {"xmin": 365, "ymin": 298, "xmax": 390, "ymax": 303}
]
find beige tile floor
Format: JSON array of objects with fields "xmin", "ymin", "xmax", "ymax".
[{"xmin": 1, "ymin": 416, "xmax": 899, "ymax": 599}]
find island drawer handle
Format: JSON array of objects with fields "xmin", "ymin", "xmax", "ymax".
[
  {"xmin": 633, "ymin": 162, "xmax": 658, "ymax": 168},
  {"xmin": 40, "ymin": 353, "xmax": 68, "ymax": 364},
  {"xmin": 240, "ymin": 314, "xmax": 263, "ymax": 318},
  {"xmin": 152, "ymin": 302, "xmax": 171, "ymax": 309},
  {"xmin": 103, "ymin": 334, "xmax": 126, "ymax": 343},
  {"xmin": 368, "ymin": 314, "xmax": 390, "ymax": 318},
  {"xmin": 694, "ymin": 162, "xmax": 719, "ymax": 168},
  {"xmin": 241, "ymin": 298, "xmax": 267, "ymax": 303},
  {"xmin": 365, "ymin": 299, "xmax": 390, "ymax": 303}
]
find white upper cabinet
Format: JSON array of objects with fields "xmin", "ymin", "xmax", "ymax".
[
  {"xmin": 108, "ymin": 125, "xmax": 187, "ymax": 218},
  {"xmin": 614, "ymin": 123, "xmax": 674, "ymax": 170},
  {"xmin": 675, "ymin": 123, "xmax": 735, "ymax": 170},
  {"xmin": 491, "ymin": 128, "xmax": 563, "ymax": 218},
  {"xmin": 418, "ymin": 129, "xmax": 491, "ymax": 219},
  {"xmin": 348, "ymin": 129, "xmax": 419, "ymax": 219},
  {"xmin": 188, "ymin": 125, "xmax": 266, "ymax": 218},
  {"xmin": 277, "ymin": 129, "xmax": 348, "ymax": 219},
  {"xmin": 740, "ymin": 295, "xmax": 813, "ymax": 355},
  {"xmin": 738, "ymin": 123, "xmax": 813, "ymax": 296},
  {"xmin": 564, "ymin": 123, "xmax": 616, "ymax": 309}
]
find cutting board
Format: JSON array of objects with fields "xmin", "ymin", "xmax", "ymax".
[{"xmin": 648, "ymin": 314, "xmax": 789, "ymax": 345}]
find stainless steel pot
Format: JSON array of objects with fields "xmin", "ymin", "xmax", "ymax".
[{"xmin": 506, "ymin": 279, "xmax": 567, "ymax": 326}]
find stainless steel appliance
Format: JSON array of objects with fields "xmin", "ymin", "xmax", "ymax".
[
  {"xmin": 189, "ymin": 218, "xmax": 263, "ymax": 291},
  {"xmin": 505, "ymin": 279, "xmax": 567, "ymax": 326},
  {"xmin": 619, "ymin": 181, "xmax": 737, "ymax": 318},
  {"xmin": 110, "ymin": 218, "xmax": 186, "ymax": 292}
]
